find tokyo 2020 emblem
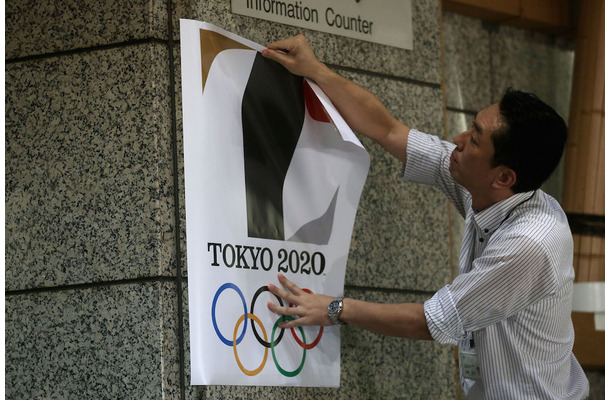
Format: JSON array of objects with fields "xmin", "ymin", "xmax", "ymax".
[{"xmin": 211, "ymin": 283, "xmax": 324, "ymax": 377}]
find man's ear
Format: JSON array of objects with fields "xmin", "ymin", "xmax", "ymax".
[{"xmin": 494, "ymin": 167, "xmax": 517, "ymax": 190}]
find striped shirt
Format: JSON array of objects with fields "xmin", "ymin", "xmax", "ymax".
[{"xmin": 403, "ymin": 130, "xmax": 589, "ymax": 399}]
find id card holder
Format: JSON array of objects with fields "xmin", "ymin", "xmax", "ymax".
[{"xmin": 459, "ymin": 346, "xmax": 481, "ymax": 380}]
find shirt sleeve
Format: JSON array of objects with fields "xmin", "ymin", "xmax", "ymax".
[
  {"xmin": 402, "ymin": 129, "xmax": 445, "ymax": 185},
  {"xmin": 424, "ymin": 231, "xmax": 560, "ymax": 344},
  {"xmin": 402, "ymin": 129, "xmax": 469, "ymax": 218},
  {"xmin": 424, "ymin": 285, "xmax": 465, "ymax": 345}
]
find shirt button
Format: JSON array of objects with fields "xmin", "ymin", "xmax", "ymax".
[
  {"xmin": 484, "ymin": 229, "xmax": 489, "ymax": 233},
  {"xmin": 479, "ymin": 238, "xmax": 484, "ymax": 242}
]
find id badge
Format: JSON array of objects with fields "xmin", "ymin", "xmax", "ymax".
[{"xmin": 459, "ymin": 347, "xmax": 481, "ymax": 381}]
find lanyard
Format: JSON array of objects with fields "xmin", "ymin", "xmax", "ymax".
[{"xmin": 496, "ymin": 190, "xmax": 537, "ymax": 232}]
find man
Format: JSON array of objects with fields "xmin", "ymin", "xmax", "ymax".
[{"xmin": 263, "ymin": 35, "xmax": 589, "ymax": 399}]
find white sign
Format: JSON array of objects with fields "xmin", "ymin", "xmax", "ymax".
[
  {"xmin": 180, "ymin": 20, "xmax": 370, "ymax": 387},
  {"xmin": 231, "ymin": 0, "xmax": 413, "ymax": 50}
]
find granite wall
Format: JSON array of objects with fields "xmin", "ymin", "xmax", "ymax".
[{"xmin": 5, "ymin": 0, "xmax": 591, "ymax": 399}]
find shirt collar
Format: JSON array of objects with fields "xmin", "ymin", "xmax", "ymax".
[{"xmin": 472, "ymin": 190, "xmax": 537, "ymax": 235}]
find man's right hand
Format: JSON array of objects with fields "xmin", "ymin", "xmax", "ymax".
[{"xmin": 261, "ymin": 34, "xmax": 328, "ymax": 82}]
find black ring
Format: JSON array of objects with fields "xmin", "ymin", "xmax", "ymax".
[{"xmin": 250, "ymin": 286, "xmax": 285, "ymax": 348}]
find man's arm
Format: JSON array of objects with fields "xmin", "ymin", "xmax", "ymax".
[
  {"xmin": 264, "ymin": 37, "xmax": 429, "ymax": 340},
  {"xmin": 268, "ymin": 274, "xmax": 432, "ymax": 340},
  {"xmin": 262, "ymin": 35, "xmax": 411, "ymax": 163}
]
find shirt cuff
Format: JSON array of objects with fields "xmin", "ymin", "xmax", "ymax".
[
  {"xmin": 402, "ymin": 129, "xmax": 444, "ymax": 185},
  {"xmin": 424, "ymin": 285, "xmax": 466, "ymax": 345}
]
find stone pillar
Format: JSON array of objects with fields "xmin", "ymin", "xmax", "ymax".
[{"xmin": 5, "ymin": 1, "xmax": 456, "ymax": 398}]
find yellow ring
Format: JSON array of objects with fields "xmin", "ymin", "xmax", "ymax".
[{"xmin": 233, "ymin": 313, "xmax": 268, "ymax": 376}]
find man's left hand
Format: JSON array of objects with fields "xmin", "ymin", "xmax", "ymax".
[{"xmin": 267, "ymin": 273, "xmax": 335, "ymax": 328}]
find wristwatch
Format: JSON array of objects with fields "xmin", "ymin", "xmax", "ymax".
[{"xmin": 328, "ymin": 297, "xmax": 346, "ymax": 325}]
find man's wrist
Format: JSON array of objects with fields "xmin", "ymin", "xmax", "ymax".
[{"xmin": 310, "ymin": 63, "xmax": 337, "ymax": 88}]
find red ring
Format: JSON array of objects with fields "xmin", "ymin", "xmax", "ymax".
[{"xmin": 289, "ymin": 288, "xmax": 324, "ymax": 349}]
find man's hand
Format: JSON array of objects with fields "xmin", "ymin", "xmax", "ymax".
[
  {"xmin": 261, "ymin": 34, "xmax": 329, "ymax": 81},
  {"xmin": 267, "ymin": 273, "xmax": 335, "ymax": 328}
]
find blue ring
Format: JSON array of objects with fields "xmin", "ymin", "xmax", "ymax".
[{"xmin": 212, "ymin": 283, "xmax": 248, "ymax": 346}]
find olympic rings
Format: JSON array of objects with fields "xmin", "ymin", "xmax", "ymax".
[
  {"xmin": 211, "ymin": 283, "xmax": 324, "ymax": 377},
  {"xmin": 212, "ymin": 283, "xmax": 247, "ymax": 346},
  {"xmin": 233, "ymin": 313, "xmax": 268, "ymax": 376},
  {"xmin": 271, "ymin": 316, "xmax": 306, "ymax": 377},
  {"xmin": 250, "ymin": 286, "xmax": 284, "ymax": 348}
]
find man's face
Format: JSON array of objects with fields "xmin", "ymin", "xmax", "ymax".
[{"xmin": 449, "ymin": 104, "xmax": 505, "ymax": 196}]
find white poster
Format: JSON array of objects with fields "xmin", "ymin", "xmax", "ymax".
[{"xmin": 180, "ymin": 19, "xmax": 369, "ymax": 387}]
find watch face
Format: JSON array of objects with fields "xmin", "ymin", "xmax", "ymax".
[{"xmin": 329, "ymin": 300, "xmax": 340, "ymax": 314}]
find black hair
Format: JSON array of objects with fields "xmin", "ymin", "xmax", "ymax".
[{"xmin": 492, "ymin": 88, "xmax": 567, "ymax": 193}]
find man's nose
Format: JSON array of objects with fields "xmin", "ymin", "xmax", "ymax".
[{"xmin": 453, "ymin": 131, "xmax": 465, "ymax": 150}]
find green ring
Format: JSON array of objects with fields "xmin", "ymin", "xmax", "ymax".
[{"xmin": 270, "ymin": 316, "xmax": 307, "ymax": 377}]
